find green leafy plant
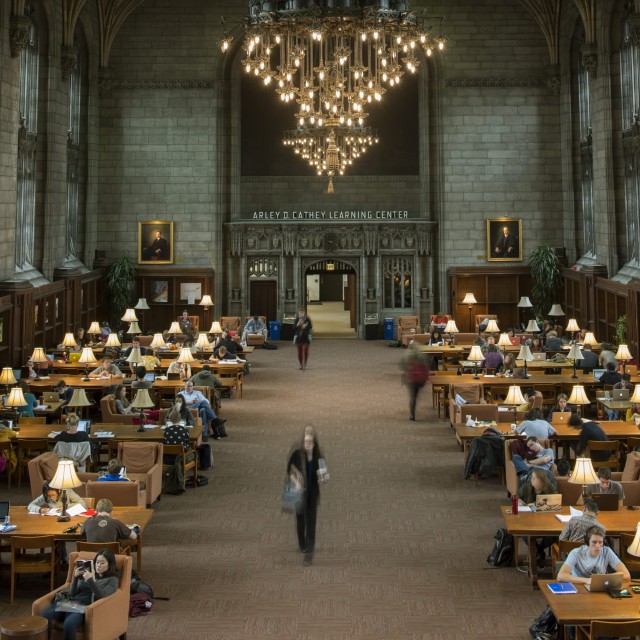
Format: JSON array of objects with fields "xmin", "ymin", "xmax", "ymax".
[
  {"xmin": 103, "ymin": 253, "xmax": 137, "ymax": 330},
  {"xmin": 615, "ymin": 314, "xmax": 627, "ymax": 346},
  {"xmin": 528, "ymin": 244, "xmax": 563, "ymax": 318}
]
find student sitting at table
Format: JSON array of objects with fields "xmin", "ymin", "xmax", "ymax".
[
  {"xmin": 516, "ymin": 408, "xmax": 557, "ymax": 440},
  {"xmin": 546, "ymin": 393, "xmax": 573, "ymax": 422},
  {"xmin": 163, "ymin": 403, "xmax": 199, "ymax": 457},
  {"xmin": 481, "ymin": 344, "xmax": 503, "ymax": 371},
  {"xmin": 599, "ymin": 362, "xmax": 622, "ymax": 386},
  {"xmin": 88, "ymin": 357, "xmax": 123, "ymax": 379},
  {"xmin": 559, "ymin": 498, "xmax": 605, "ymax": 542},
  {"xmin": 558, "ymin": 525, "xmax": 630, "ymax": 586},
  {"xmin": 55, "ymin": 413, "xmax": 90, "ymax": 443},
  {"xmin": 81, "ymin": 498, "xmax": 137, "ymax": 543},
  {"xmin": 586, "ymin": 467, "xmax": 625, "ymax": 501},
  {"xmin": 97, "ymin": 458, "xmax": 130, "ymax": 482},
  {"xmin": 166, "ymin": 359, "xmax": 191, "ymax": 380},
  {"xmin": 28, "ymin": 480, "xmax": 86, "ymax": 514},
  {"xmin": 569, "ymin": 414, "xmax": 612, "ymax": 462},
  {"xmin": 511, "ymin": 437, "xmax": 554, "ymax": 476},
  {"xmin": 579, "ymin": 343, "xmax": 599, "ymax": 373}
]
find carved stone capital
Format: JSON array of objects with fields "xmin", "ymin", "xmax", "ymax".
[
  {"xmin": 629, "ymin": 12, "xmax": 640, "ymax": 47},
  {"xmin": 581, "ymin": 43, "xmax": 598, "ymax": 78},
  {"xmin": 545, "ymin": 64, "xmax": 561, "ymax": 96},
  {"xmin": 61, "ymin": 45, "xmax": 78, "ymax": 80},
  {"xmin": 98, "ymin": 67, "xmax": 112, "ymax": 95},
  {"xmin": 9, "ymin": 14, "xmax": 30, "ymax": 58}
]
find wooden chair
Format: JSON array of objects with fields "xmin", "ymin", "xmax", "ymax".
[
  {"xmin": 17, "ymin": 439, "xmax": 50, "ymax": 488},
  {"xmin": 431, "ymin": 370, "xmax": 457, "ymax": 419},
  {"xmin": 32, "ymin": 551, "xmax": 132, "ymax": 640},
  {"xmin": 576, "ymin": 619, "xmax": 640, "ymax": 639},
  {"xmin": 0, "ymin": 440, "xmax": 15, "ymax": 487},
  {"xmin": 162, "ymin": 444, "xmax": 198, "ymax": 487},
  {"xmin": 587, "ymin": 440, "xmax": 621, "ymax": 471},
  {"xmin": 550, "ymin": 539, "xmax": 582, "ymax": 578},
  {"xmin": 77, "ymin": 540, "xmax": 129, "ymax": 557},
  {"xmin": 11, "ymin": 535, "xmax": 55, "ymax": 603},
  {"xmin": 628, "ymin": 437, "xmax": 640, "ymax": 451},
  {"xmin": 19, "ymin": 417, "xmax": 47, "ymax": 425}
]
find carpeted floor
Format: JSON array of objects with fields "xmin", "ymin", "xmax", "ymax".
[{"xmin": 0, "ymin": 339, "xmax": 546, "ymax": 639}]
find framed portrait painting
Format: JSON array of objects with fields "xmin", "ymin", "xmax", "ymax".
[
  {"xmin": 486, "ymin": 217, "xmax": 523, "ymax": 262},
  {"xmin": 150, "ymin": 280, "xmax": 169, "ymax": 303},
  {"xmin": 138, "ymin": 221, "xmax": 174, "ymax": 265}
]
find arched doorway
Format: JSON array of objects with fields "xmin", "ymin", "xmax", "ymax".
[{"xmin": 305, "ymin": 259, "xmax": 357, "ymax": 338}]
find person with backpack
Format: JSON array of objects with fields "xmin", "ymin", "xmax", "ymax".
[{"xmin": 400, "ymin": 343, "xmax": 431, "ymax": 421}]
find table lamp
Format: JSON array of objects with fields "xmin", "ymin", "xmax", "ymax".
[
  {"xmin": 485, "ymin": 319, "xmax": 500, "ymax": 336},
  {"xmin": 167, "ymin": 321, "xmax": 182, "ymax": 343},
  {"xmin": 0, "ymin": 367, "xmax": 16, "ymax": 394},
  {"xmin": 5, "ymin": 387, "xmax": 27, "ymax": 428},
  {"xmin": 504, "ymin": 385, "xmax": 526, "ymax": 426},
  {"xmin": 567, "ymin": 384, "xmax": 590, "ymax": 417},
  {"xmin": 127, "ymin": 321, "xmax": 141, "ymax": 336},
  {"xmin": 105, "ymin": 333, "xmax": 121, "ymax": 348},
  {"xmin": 548, "ymin": 304, "xmax": 565, "ymax": 318},
  {"xmin": 126, "ymin": 347, "xmax": 142, "ymax": 367},
  {"xmin": 67, "ymin": 388, "xmax": 92, "ymax": 418},
  {"xmin": 121, "ymin": 309, "xmax": 138, "ymax": 323},
  {"xmin": 134, "ymin": 298, "xmax": 150, "ymax": 332},
  {"xmin": 616, "ymin": 344, "xmax": 633, "ymax": 375},
  {"xmin": 516, "ymin": 345, "xmax": 534, "ymax": 378},
  {"xmin": 566, "ymin": 318, "xmax": 580, "ymax": 343},
  {"xmin": 626, "ymin": 523, "xmax": 640, "ymax": 562},
  {"xmin": 78, "ymin": 347, "xmax": 97, "ymax": 381},
  {"xmin": 29, "ymin": 347, "xmax": 49, "ymax": 381},
  {"xmin": 444, "ymin": 320, "xmax": 459, "ymax": 348},
  {"xmin": 468, "ymin": 345, "xmax": 484, "ymax": 380},
  {"xmin": 130, "ymin": 388, "xmax": 155, "ymax": 432},
  {"xmin": 631, "ymin": 385, "xmax": 640, "ymax": 405},
  {"xmin": 150, "ymin": 333, "xmax": 166, "ymax": 350},
  {"xmin": 48, "ymin": 459, "xmax": 81, "ymax": 522},
  {"xmin": 567, "ymin": 344, "xmax": 584, "ymax": 380},
  {"xmin": 583, "ymin": 331, "xmax": 597, "ymax": 346},
  {"xmin": 525, "ymin": 319, "xmax": 540, "ymax": 334},
  {"xmin": 517, "ymin": 296, "xmax": 533, "ymax": 328},
  {"xmin": 195, "ymin": 333, "xmax": 211, "ymax": 358},
  {"xmin": 569, "ymin": 457, "xmax": 599, "ymax": 502},
  {"xmin": 87, "ymin": 322, "xmax": 102, "ymax": 343},
  {"xmin": 497, "ymin": 332, "xmax": 511, "ymax": 352},
  {"xmin": 199, "ymin": 294, "xmax": 213, "ymax": 311},
  {"xmin": 462, "ymin": 293, "xmax": 477, "ymax": 332},
  {"xmin": 61, "ymin": 333, "xmax": 77, "ymax": 357},
  {"xmin": 209, "ymin": 320, "xmax": 222, "ymax": 338},
  {"xmin": 177, "ymin": 347, "xmax": 195, "ymax": 364}
]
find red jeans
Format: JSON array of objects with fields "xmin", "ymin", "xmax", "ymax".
[{"xmin": 297, "ymin": 343, "xmax": 309, "ymax": 367}]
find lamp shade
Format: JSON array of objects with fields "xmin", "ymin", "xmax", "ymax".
[
  {"xmin": 462, "ymin": 293, "xmax": 477, "ymax": 305},
  {"xmin": 5, "ymin": 387, "xmax": 27, "ymax": 408},
  {"xmin": 627, "ymin": 524, "xmax": 640, "ymax": 558},
  {"xmin": 49, "ymin": 459, "xmax": 81, "ymax": 490},
  {"xmin": 504, "ymin": 385, "xmax": 526, "ymax": 406},
  {"xmin": 567, "ymin": 384, "xmax": 590, "ymax": 406},
  {"xmin": 569, "ymin": 457, "xmax": 599, "ymax": 486},
  {"xmin": 199, "ymin": 295, "xmax": 214, "ymax": 308},
  {"xmin": 548, "ymin": 304, "xmax": 565, "ymax": 317},
  {"xmin": 67, "ymin": 388, "xmax": 92, "ymax": 408},
  {"xmin": 127, "ymin": 321, "xmax": 141, "ymax": 335},
  {"xmin": 444, "ymin": 320, "xmax": 459, "ymax": 334},
  {"xmin": 121, "ymin": 309, "xmax": 138, "ymax": 323},
  {"xmin": 30, "ymin": 347, "xmax": 48, "ymax": 363},
  {"xmin": 61, "ymin": 333, "xmax": 77, "ymax": 348},
  {"xmin": 177, "ymin": 347, "xmax": 195, "ymax": 363},
  {"xmin": 485, "ymin": 319, "xmax": 500, "ymax": 333},
  {"xmin": 566, "ymin": 318, "xmax": 580, "ymax": 333},
  {"xmin": 105, "ymin": 333, "xmax": 121, "ymax": 348},
  {"xmin": 195, "ymin": 333, "xmax": 211, "ymax": 349},
  {"xmin": 497, "ymin": 333, "xmax": 512, "ymax": 347},
  {"xmin": 134, "ymin": 298, "xmax": 150, "ymax": 310},
  {"xmin": 168, "ymin": 321, "xmax": 182, "ymax": 334},
  {"xmin": 0, "ymin": 367, "xmax": 16, "ymax": 386},
  {"xmin": 567, "ymin": 344, "xmax": 584, "ymax": 361},
  {"xmin": 125, "ymin": 347, "xmax": 142, "ymax": 364},
  {"xmin": 525, "ymin": 319, "xmax": 540, "ymax": 333},
  {"xmin": 150, "ymin": 333, "xmax": 166, "ymax": 349},
  {"xmin": 130, "ymin": 388, "xmax": 155, "ymax": 409},
  {"xmin": 468, "ymin": 345, "xmax": 484, "ymax": 362},
  {"xmin": 87, "ymin": 322, "xmax": 101, "ymax": 335},
  {"xmin": 517, "ymin": 345, "xmax": 534, "ymax": 361},
  {"xmin": 517, "ymin": 296, "xmax": 533, "ymax": 308},
  {"xmin": 209, "ymin": 321, "xmax": 222, "ymax": 334},
  {"xmin": 631, "ymin": 386, "xmax": 640, "ymax": 404},
  {"xmin": 78, "ymin": 347, "xmax": 97, "ymax": 365},
  {"xmin": 583, "ymin": 332, "xmax": 597, "ymax": 346},
  {"xmin": 616, "ymin": 344, "xmax": 633, "ymax": 361}
]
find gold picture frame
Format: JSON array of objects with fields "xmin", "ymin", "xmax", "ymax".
[
  {"xmin": 486, "ymin": 217, "xmax": 522, "ymax": 262},
  {"xmin": 138, "ymin": 221, "xmax": 174, "ymax": 265}
]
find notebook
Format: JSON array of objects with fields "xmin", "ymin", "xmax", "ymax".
[
  {"xmin": 593, "ymin": 369, "xmax": 606, "ymax": 381},
  {"xmin": 613, "ymin": 388, "xmax": 630, "ymax": 400},
  {"xmin": 592, "ymin": 493, "xmax": 619, "ymax": 511},
  {"xmin": 584, "ymin": 572, "xmax": 623, "ymax": 592},
  {"xmin": 533, "ymin": 494, "xmax": 562, "ymax": 512},
  {"xmin": 77, "ymin": 420, "xmax": 91, "ymax": 433},
  {"xmin": 43, "ymin": 392, "xmax": 60, "ymax": 403},
  {"xmin": 532, "ymin": 352, "xmax": 547, "ymax": 361},
  {"xmin": 551, "ymin": 412, "xmax": 571, "ymax": 424}
]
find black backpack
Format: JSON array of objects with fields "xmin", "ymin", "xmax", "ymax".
[
  {"xmin": 486, "ymin": 528, "xmax": 515, "ymax": 567},
  {"xmin": 197, "ymin": 443, "xmax": 213, "ymax": 470}
]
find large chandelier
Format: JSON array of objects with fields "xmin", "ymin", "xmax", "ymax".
[{"xmin": 283, "ymin": 122, "xmax": 379, "ymax": 191}]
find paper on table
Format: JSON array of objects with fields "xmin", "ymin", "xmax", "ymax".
[
  {"xmin": 518, "ymin": 505, "xmax": 533, "ymax": 512},
  {"xmin": 142, "ymin": 424, "xmax": 159, "ymax": 429},
  {"xmin": 65, "ymin": 503, "xmax": 86, "ymax": 517},
  {"xmin": 94, "ymin": 431, "xmax": 114, "ymax": 438},
  {"xmin": 555, "ymin": 506, "xmax": 582, "ymax": 523},
  {"xmin": 48, "ymin": 431, "xmax": 61, "ymax": 438}
]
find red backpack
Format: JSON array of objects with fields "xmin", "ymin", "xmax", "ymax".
[{"xmin": 406, "ymin": 359, "xmax": 429, "ymax": 385}]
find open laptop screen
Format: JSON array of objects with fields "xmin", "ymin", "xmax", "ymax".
[
  {"xmin": 593, "ymin": 369, "xmax": 606, "ymax": 381},
  {"xmin": 144, "ymin": 372, "xmax": 155, "ymax": 383},
  {"xmin": 0, "ymin": 501, "xmax": 9, "ymax": 519},
  {"xmin": 77, "ymin": 420, "xmax": 90, "ymax": 433}
]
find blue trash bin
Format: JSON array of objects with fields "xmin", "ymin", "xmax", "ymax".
[
  {"xmin": 383, "ymin": 318, "xmax": 395, "ymax": 341},
  {"xmin": 269, "ymin": 321, "xmax": 281, "ymax": 341}
]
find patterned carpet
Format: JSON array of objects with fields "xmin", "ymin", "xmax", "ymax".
[{"xmin": 0, "ymin": 339, "xmax": 545, "ymax": 639}]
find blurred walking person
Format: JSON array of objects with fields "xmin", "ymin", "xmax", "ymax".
[
  {"xmin": 401, "ymin": 343, "xmax": 431, "ymax": 421},
  {"xmin": 294, "ymin": 309, "xmax": 313, "ymax": 370}
]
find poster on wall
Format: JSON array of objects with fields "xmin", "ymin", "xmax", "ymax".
[
  {"xmin": 150, "ymin": 280, "xmax": 169, "ymax": 303},
  {"xmin": 486, "ymin": 218, "xmax": 522, "ymax": 262},
  {"xmin": 138, "ymin": 221, "xmax": 174, "ymax": 264}
]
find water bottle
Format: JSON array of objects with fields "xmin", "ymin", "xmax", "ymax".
[
  {"xmin": 511, "ymin": 495, "xmax": 518, "ymax": 515},
  {"xmin": 4, "ymin": 515, "xmax": 9, "ymax": 527}
]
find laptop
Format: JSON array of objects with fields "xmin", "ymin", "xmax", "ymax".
[
  {"xmin": 551, "ymin": 412, "xmax": 571, "ymax": 424},
  {"xmin": 532, "ymin": 352, "xmax": 547, "ymax": 361},
  {"xmin": 144, "ymin": 372, "xmax": 155, "ymax": 383},
  {"xmin": 592, "ymin": 493, "xmax": 619, "ymax": 511},
  {"xmin": 593, "ymin": 369, "xmax": 606, "ymax": 381},
  {"xmin": 613, "ymin": 388, "xmax": 630, "ymax": 401},
  {"xmin": 532, "ymin": 494, "xmax": 562, "ymax": 512},
  {"xmin": 43, "ymin": 392, "xmax": 60, "ymax": 403},
  {"xmin": 584, "ymin": 572, "xmax": 623, "ymax": 592},
  {"xmin": 68, "ymin": 352, "xmax": 81, "ymax": 362},
  {"xmin": 0, "ymin": 501, "xmax": 9, "ymax": 519},
  {"xmin": 168, "ymin": 372, "xmax": 181, "ymax": 380},
  {"xmin": 77, "ymin": 420, "xmax": 91, "ymax": 433}
]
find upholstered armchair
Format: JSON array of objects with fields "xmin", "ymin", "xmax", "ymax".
[
  {"xmin": 475, "ymin": 314, "xmax": 498, "ymax": 333},
  {"xmin": 220, "ymin": 316, "xmax": 241, "ymax": 333},
  {"xmin": 86, "ymin": 479, "xmax": 146, "ymax": 507},
  {"xmin": 448, "ymin": 383, "xmax": 487, "ymax": 425},
  {"xmin": 33, "ymin": 551, "xmax": 132, "ymax": 640},
  {"xmin": 505, "ymin": 438, "xmax": 556, "ymax": 498},
  {"xmin": 430, "ymin": 314, "xmax": 452, "ymax": 330},
  {"xmin": 117, "ymin": 442, "xmax": 163, "ymax": 507},
  {"xmin": 396, "ymin": 316, "xmax": 420, "ymax": 342},
  {"xmin": 177, "ymin": 315, "xmax": 199, "ymax": 334},
  {"xmin": 100, "ymin": 395, "xmax": 137, "ymax": 425},
  {"xmin": 28, "ymin": 451, "xmax": 98, "ymax": 499},
  {"xmin": 243, "ymin": 315, "xmax": 267, "ymax": 346}
]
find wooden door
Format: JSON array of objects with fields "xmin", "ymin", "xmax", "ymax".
[
  {"xmin": 319, "ymin": 273, "xmax": 343, "ymax": 301},
  {"xmin": 347, "ymin": 273, "xmax": 356, "ymax": 328},
  {"xmin": 250, "ymin": 280, "xmax": 277, "ymax": 323}
]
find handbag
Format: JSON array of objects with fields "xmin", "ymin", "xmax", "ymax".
[{"xmin": 281, "ymin": 478, "xmax": 306, "ymax": 513}]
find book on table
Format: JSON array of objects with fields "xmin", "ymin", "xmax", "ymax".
[{"xmin": 547, "ymin": 582, "xmax": 578, "ymax": 594}]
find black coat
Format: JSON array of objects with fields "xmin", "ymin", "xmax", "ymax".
[{"xmin": 464, "ymin": 436, "xmax": 505, "ymax": 480}]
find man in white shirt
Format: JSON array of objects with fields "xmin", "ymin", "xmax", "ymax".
[
  {"xmin": 241, "ymin": 315, "xmax": 267, "ymax": 345},
  {"xmin": 177, "ymin": 380, "xmax": 227, "ymax": 441}
]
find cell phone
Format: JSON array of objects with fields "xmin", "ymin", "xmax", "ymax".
[
  {"xmin": 76, "ymin": 560, "xmax": 92, "ymax": 571},
  {"xmin": 631, "ymin": 586, "xmax": 640, "ymax": 594}
]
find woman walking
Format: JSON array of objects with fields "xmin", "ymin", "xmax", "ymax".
[
  {"xmin": 294, "ymin": 309, "xmax": 313, "ymax": 370},
  {"xmin": 401, "ymin": 343, "xmax": 431, "ymax": 421},
  {"xmin": 287, "ymin": 427, "xmax": 326, "ymax": 566}
]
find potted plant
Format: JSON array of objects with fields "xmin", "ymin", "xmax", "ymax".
[
  {"xmin": 615, "ymin": 314, "xmax": 627, "ymax": 345},
  {"xmin": 528, "ymin": 244, "xmax": 563, "ymax": 318},
  {"xmin": 103, "ymin": 253, "xmax": 137, "ymax": 330}
]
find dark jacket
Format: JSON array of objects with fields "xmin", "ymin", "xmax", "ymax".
[
  {"xmin": 288, "ymin": 448, "xmax": 320, "ymax": 502},
  {"xmin": 463, "ymin": 436, "xmax": 505, "ymax": 480},
  {"xmin": 294, "ymin": 316, "xmax": 313, "ymax": 344}
]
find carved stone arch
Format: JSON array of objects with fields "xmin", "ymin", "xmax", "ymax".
[{"xmin": 302, "ymin": 257, "xmax": 360, "ymax": 279}]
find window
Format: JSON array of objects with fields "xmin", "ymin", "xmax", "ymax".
[
  {"xmin": 383, "ymin": 257, "xmax": 412, "ymax": 309},
  {"xmin": 66, "ymin": 39, "xmax": 81, "ymax": 260},
  {"xmin": 248, "ymin": 258, "xmax": 278, "ymax": 278}
]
